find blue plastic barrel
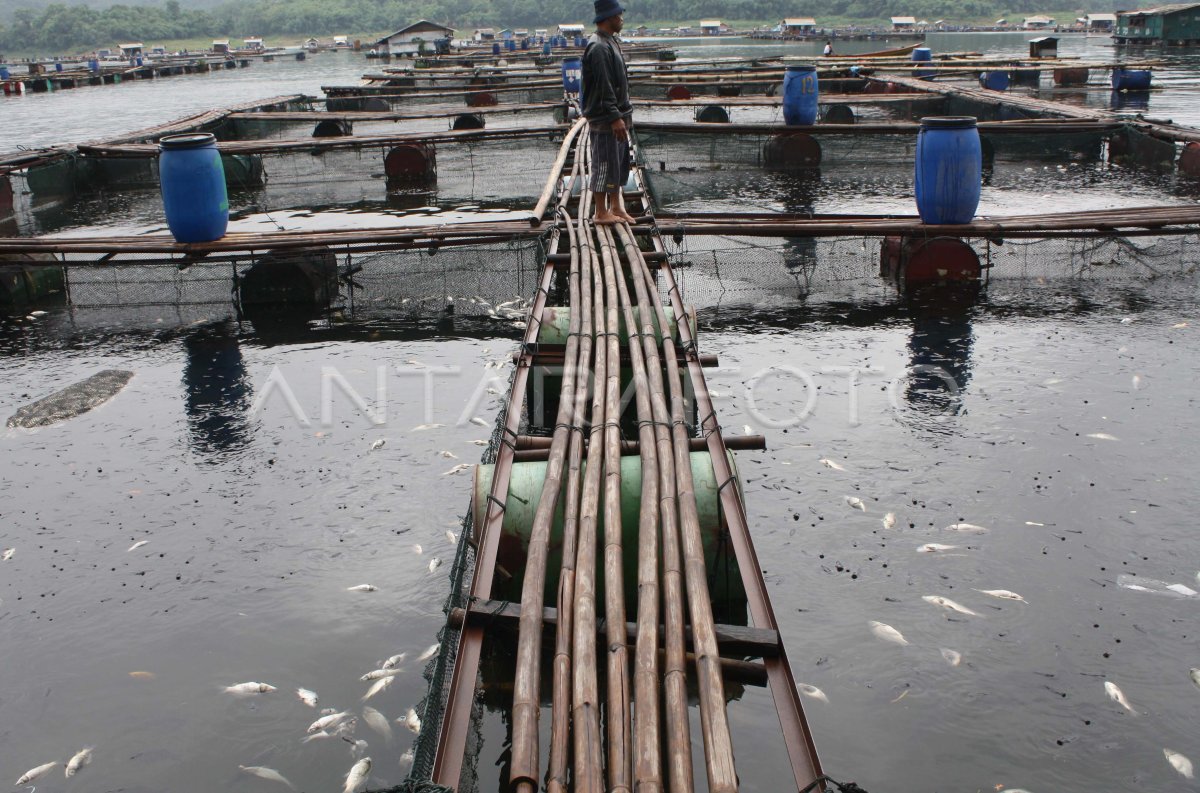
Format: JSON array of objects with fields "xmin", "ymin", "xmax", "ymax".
[
  {"xmin": 88, "ymin": 58, "xmax": 100, "ymax": 72},
  {"xmin": 782, "ymin": 65, "xmax": 819, "ymax": 126},
  {"xmin": 978, "ymin": 71, "xmax": 1009, "ymax": 91},
  {"xmin": 521, "ymin": 39, "xmax": 529, "ymax": 50},
  {"xmin": 543, "ymin": 42, "xmax": 552, "ymax": 55},
  {"xmin": 135, "ymin": 56, "xmax": 143, "ymax": 66},
  {"xmin": 0, "ymin": 66, "xmax": 10, "ymax": 79},
  {"xmin": 914, "ymin": 117, "xmax": 982, "ymax": 224},
  {"xmin": 562, "ymin": 56, "xmax": 582, "ymax": 96},
  {"xmin": 54, "ymin": 62, "xmax": 63, "ymax": 72},
  {"xmin": 505, "ymin": 39, "xmax": 516, "ymax": 52},
  {"xmin": 158, "ymin": 133, "xmax": 229, "ymax": 243},
  {"xmin": 574, "ymin": 36, "xmax": 583, "ymax": 47},
  {"xmin": 1112, "ymin": 68, "xmax": 1152, "ymax": 90},
  {"xmin": 911, "ymin": 47, "xmax": 934, "ymax": 78}
]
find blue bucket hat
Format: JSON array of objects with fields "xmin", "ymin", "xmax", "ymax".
[{"xmin": 594, "ymin": 0, "xmax": 625, "ymax": 24}]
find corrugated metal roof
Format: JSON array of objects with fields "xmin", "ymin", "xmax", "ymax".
[
  {"xmin": 1119, "ymin": 2, "xmax": 1200, "ymax": 14},
  {"xmin": 891, "ymin": 16, "xmax": 917, "ymax": 23},
  {"xmin": 784, "ymin": 18, "xmax": 817, "ymax": 25}
]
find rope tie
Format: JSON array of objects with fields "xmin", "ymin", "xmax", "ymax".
[{"xmin": 799, "ymin": 775, "xmax": 871, "ymax": 793}]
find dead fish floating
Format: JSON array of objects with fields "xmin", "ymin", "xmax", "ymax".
[
  {"xmin": 343, "ymin": 757, "xmax": 372, "ymax": 793},
  {"xmin": 797, "ymin": 683, "xmax": 828, "ymax": 703},
  {"xmin": 224, "ymin": 681, "xmax": 277, "ymax": 695},
  {"xmin": 975, "ymin": 589, "xmax": 1027, "ymax": 603},
  {"xmin": 943, "ymin": 523, "xmax": 988, "ymax": 533},
  {"xmin": 65, "ymin": 747, "xmax": 94, "ymax": 778},
  {"xmin": 7, "ymin": 369, "xmax": 135, "ymax": 429},
  {"xmin": 1104, "ymin": 681, "xmax": 1137, "ymax": 715},
  {"xmin": 1117, "ymin": 574, "xmax": 1197, "ymax": 598},
  {"xmin": 922, "ymin": 595, "xmax": 980, "ymax": 616},
  {"xmin": 239, "ymin": 765, "xmax": 296, "ymax": 790},
  {"xmin": 869, "ymin": 620, "xmax": 909, "ymax": 646},
  {"xmin": 1165, "ymin": 749, "xmax": 1194, "ymax": 780},
  {"xmin": 15, "ymin": 761, "xmax": 59, "ymax": 785}
]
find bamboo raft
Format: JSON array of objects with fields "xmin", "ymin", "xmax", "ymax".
[{"xmin": 6, "ymin": 80, "xmax": 1200, "ymax": 788}]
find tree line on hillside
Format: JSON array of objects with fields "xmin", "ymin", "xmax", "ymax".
[{"xmin": 0, "ymin": 0, "xmax": 1106, "ymax": 56}]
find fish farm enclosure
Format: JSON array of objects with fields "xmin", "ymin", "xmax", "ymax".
[{"xmin": 2, "ymin": 33, "xmax": 1200, "ymax": 793}]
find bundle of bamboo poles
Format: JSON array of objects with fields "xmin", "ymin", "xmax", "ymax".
[{"xmin": 507, "ymin": 133, "xmax": 739, "ymax": 793}]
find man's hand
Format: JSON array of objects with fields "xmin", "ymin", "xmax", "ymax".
[{"xmin": 611, "ymin": 117, "xmax": 628, "ymax": 141}]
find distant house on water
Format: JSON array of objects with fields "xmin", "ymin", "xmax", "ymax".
[
  {"xmin": 891, "ymin": 16, "xmax": 917, "ymax": 30},
  {"xmin": 781, "ymin": 18, "xmax": 817, "ymax": 34},
  {"xmin": 1022, "ymin": 16, "xmax": 1057, "ymax": 29},
  {"xmin": 700, "ymin": 19, "xmax": 724, "ymax": 34},
  {"xmin": 1115, "ymin": 3, "xmax": 1200, "ymax": 43},
  {"xmin": 1086, "ymin": 12, "xmax": 1118, "ymax": 30},
  {"xmin": 374, "ymin": 21, "xmax": 455, "ymax": 55}
]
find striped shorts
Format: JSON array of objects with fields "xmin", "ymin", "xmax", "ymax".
[{"xmin": 588, "ymin": 122, "xmax": 631, "ymax": 193}]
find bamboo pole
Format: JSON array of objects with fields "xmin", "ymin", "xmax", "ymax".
[
  {"xmin": 616, "ymin": 223, "xmax": 695, "ymax": 793},
  {"xmin": 616, "ymin": 223, "xmax": 739, "ymax": 793},
  {"xmin": 547, "ymin": 158, "xmax": 591, "ymax": 793},
  {"xmin": 533, "ymin": 117, "xmax": 587, "ymax": 225},
  {"xmin": 77, "ymin": 124, "xmax": 564, "ymax": 158},
  {"xmin": 601, "ymin": 223, "xmax": 663, "ymax": 793},
  {"xmin": 597, "ymin": 222, "xmax": 633, "ymax": 793},
  {"xmin": 509, "ymin": 196, "xmax": 586, "ymax": 793},
  {"xmin": 571, "ymin": 149, "xmax": 607, "ymax": 793}
]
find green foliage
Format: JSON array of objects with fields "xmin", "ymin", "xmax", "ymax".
[{"xmin": 0, "ymin": 0, "xmax": 1106, "ymax": 56}]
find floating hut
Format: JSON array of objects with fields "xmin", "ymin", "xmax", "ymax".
[
  {"xmin": 1115, "ymin": 2, "xmax": 1200, "ymax": 44},
  {"xmin": 374, "ymin": 20, "xmax": 455, "ymax": 56}
]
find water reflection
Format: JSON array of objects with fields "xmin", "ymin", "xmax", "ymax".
[
  {"xmin": 182, "ymin": 319, "xmax": 251, "ymax": 458},
  {"xmin": 778, "ymin": 170, "xmax": 821, "ymax": 291},
  {"xmin": 902, "ymin": 285, "xmax": 980, "ymax": 421},
  {"xmin": 1110, "ymin": 89, "xmax": 1152, "ymax": 112}
]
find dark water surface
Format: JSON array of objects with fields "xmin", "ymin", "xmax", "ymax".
[{"xmin": 2, "ymin": 34, "xmax": 1200, "ymax": 793}]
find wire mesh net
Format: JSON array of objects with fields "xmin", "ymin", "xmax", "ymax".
[
  {"xmin": 55, "ymin": 237, "xmax": 546, "ymax": 310},
  {"xmin": 658, "ymin": 232, "xmax": 1200, "ymax": 309}
]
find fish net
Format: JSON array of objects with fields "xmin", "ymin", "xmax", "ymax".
[
  {"xmin": 44, "ymin": 237, "xmax": 545, "ymax": 311},
  {"xmin": 13, "ymin": 135, "xmax": 560, "ymax": 220},
  {"xmin": 657, "ymin": 232, "xmax": 1200, "ymax": 310}
]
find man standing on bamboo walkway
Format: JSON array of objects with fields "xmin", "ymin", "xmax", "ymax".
[{"xmin": 582, "ymin": 0, "xmax": 637, "ymax": 225}]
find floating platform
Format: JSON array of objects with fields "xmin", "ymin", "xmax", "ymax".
[{"xmin": 3, "ymin": 59, "xmax": 1200, "ymax": 789}]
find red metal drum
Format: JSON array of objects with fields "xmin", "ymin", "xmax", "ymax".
[{"xmin": 762, "ymin": 132, "xmax": 822, "ymax": 169}]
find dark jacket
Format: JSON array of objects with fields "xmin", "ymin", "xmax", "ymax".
[{"xmin": 581, "ymin": 31, "xmax": 632, "ymax": 129}]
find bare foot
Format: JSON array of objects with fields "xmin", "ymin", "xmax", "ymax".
[
  {"xmin": 617, "ymin": 211, "xmax": 638, "ymax": 223},
  {"xmin": 593, "ymin": 213, "xmax": 621, "ymax": 226}
]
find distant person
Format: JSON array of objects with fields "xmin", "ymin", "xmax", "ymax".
[
  {"xmin": 582, "ymin": 0, "xmax": 636, "ymax": 225},
  {"xmin": 823, "ymin": 40, "xmax": 834, "ymax": 56}
]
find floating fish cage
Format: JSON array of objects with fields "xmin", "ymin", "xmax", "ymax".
[
  {"xmin": 3, "ymin": 63, "xmax": 1200, "ymax": 793},
  {"xmin": 34, "ymin": 238, "xmax": 546, "ymax": 314}
]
